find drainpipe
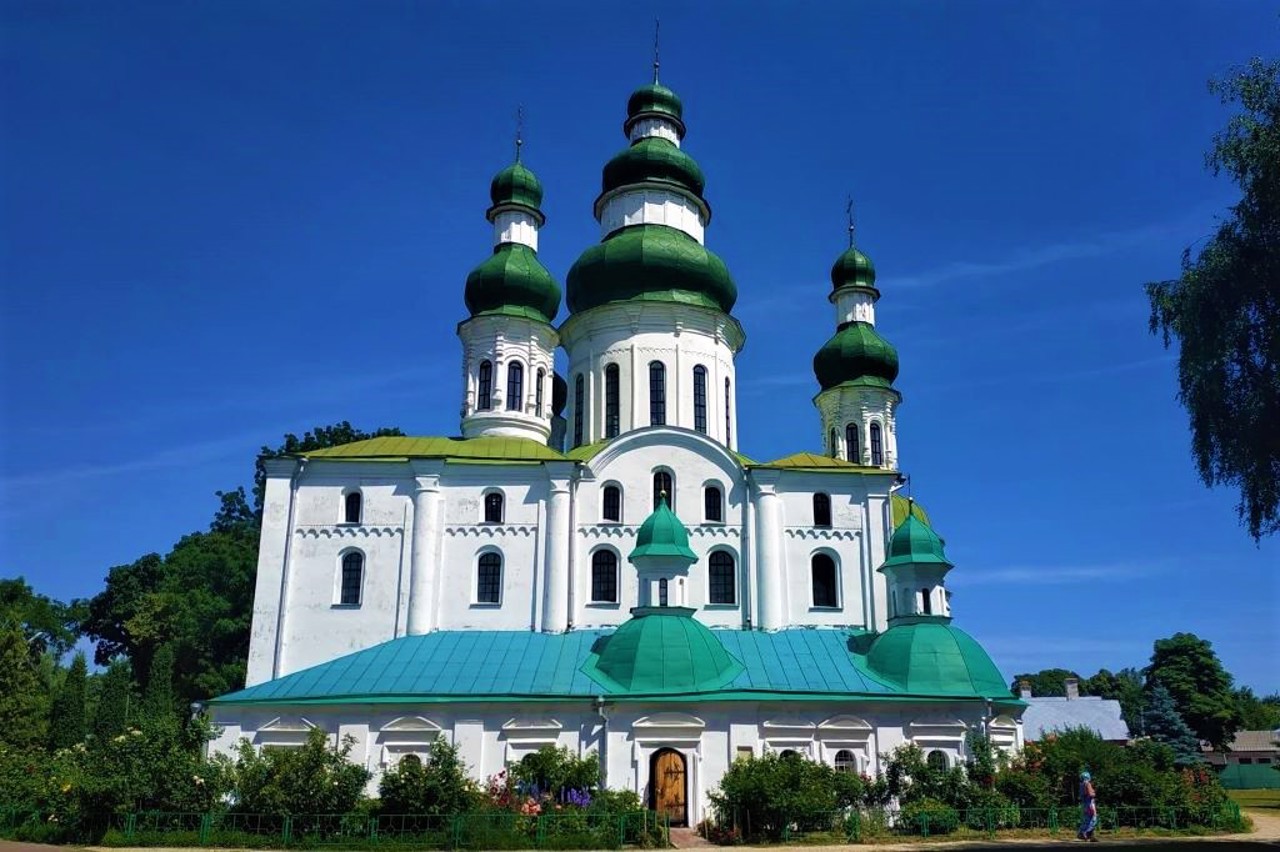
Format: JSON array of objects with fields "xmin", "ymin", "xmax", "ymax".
[{"xmin": 594, "ymin": 695, "xmax": 609, "ymax": 789}]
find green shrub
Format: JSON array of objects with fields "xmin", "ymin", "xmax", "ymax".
[
  {"xmin": 995, "ymin": 767, "xmax": 1052, "ymax": 809},
  {"xmin": 378, "ymin": 739, "xmax": 480, "ymax": 815},
  {"xmin": 230, "ymin": 727, "xmax": 370, "ymax": 815},
  {"xmin": 510, "ymin": 745, "xmax": 599, "ymax": 799},
  {"xmin": 898, "ymin": 797, "xmax": 959, "ymax": 835},
  {"xmin": 708, "ymin": 751, "xmax": 840, "ymax": 841}
]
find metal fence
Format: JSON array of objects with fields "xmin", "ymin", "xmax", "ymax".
[{"xmin": 0, "ymin": 809, "xmax": 669, "ymax": 850}]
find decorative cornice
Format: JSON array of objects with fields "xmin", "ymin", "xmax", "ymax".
[
  {"xmin": 296, "ymin": 525, "xmax": 404, "ymax": 539},
  {"xmin": 446, "ymin": 524, "xmax": 538, "ymax": 538},
  {"xmin": 784, "ymin": 527, "xmax": 860, "ymax": 541}
]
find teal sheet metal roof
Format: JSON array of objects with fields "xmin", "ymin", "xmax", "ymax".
[
  {"xmin": 212, "ymin": 626, "xmax": 1012, "ymax": 706},
  {"xmin": 582, "ymin": 608, "xmax": 742, "ymax": 694},
  {"xmin": 864, "ymin": 621, "xmax": 1012, "ymax": 700}
]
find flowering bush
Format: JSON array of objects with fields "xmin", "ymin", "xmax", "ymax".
[
  {"xmin": 230, "ymin": 727, "xmax": 369, "ymax": 815},
  {"xmin": 378, "ymin": 739, "xmax": 479, "ymax": 815}
]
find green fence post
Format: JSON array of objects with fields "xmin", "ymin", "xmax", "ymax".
[
  {"xmin": 199, "ymin": 813, "xmax": 211, "ymax": 845},
  {"xmin": 849, "ymin": 810, "xmax": 861, "ymax": 843},
  {"xmin": 282, "ymin": 815, "xmax": 292, "ymax": 847},
  {"xmin": 450, "ymin": 815, "xmax": 460, "ymax": 851},
  {"xmin": 986, "ymin": 806, "xmax": 995, "ymax": 838},
  {"xmin": 1049, "ymin": 806, "xmax": 1058, "ymax": 834},
  {"xmin": 125, "ymin": 813, "xmax": 137, "ymax": 841},
  {"xmin": 920, "ymin": 812, "xmax": 929, "ymax": 838}
]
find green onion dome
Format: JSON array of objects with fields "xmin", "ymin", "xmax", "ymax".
[
  {"xmin": 464, "ymin": 243, "xmax": 561, "ymax": 324},
  {"xmin": 552, "ymin": 372, "xmax": 568, "ymax": 416},
  {"xmin": 602, "ymin": 137, "xmax": 705, "ymax": 197},
  {"xmin": 865, "ymin": 621, "xmax": 1010, "ymax": 699},
  {"xmin": 630, "ymin": 494, "xmax": 698, "ymax": 561},
  {"xmin": 812, "ymin": 322, "xmax": 899, "ymax": 390},
  {"xmin": 624, "ymin": 82, "xmax": 685, "ymax": 137},
  {"xmin": 581, "ymin": 606, "xmax": 744, "ymax": 694},
  {"xmin": 566, "ymin": 224, "xmax": 736, "ymax": 315},
  {"xmin": 489, "ymin": 161, "xmax": 543, "ymax": 211},
  {"xmin": 882, "ymin": 513, "xmax": 951, "ymax": 570},
  {"xmin": 831, "ymin": 246, "xmax": 877, "ymax": 291}
]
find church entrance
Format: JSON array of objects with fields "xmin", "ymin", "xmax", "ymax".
[{"xmin": 650, "ymin": 748, "xmax": 687, "ymax": 826}]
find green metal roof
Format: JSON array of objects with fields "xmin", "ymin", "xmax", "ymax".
[
  {"xmin": 813, "ymin": 321, "xmax": 900, "ymax": 392},
  {"xmin": 581, "ymin": 607, "xmax": 742, "ymax": 694},
  {"xmin": 865, "ymin": 621, "xmax": 1010, "ymax": 700},
  {"xmin": 830, "ymin": 246, "xmax": 877, "ymax": 292},
  {"xmin": 881, "ymin": 511, "xmax": 951, "ymax": 570},
  {"xmin": 464, "ymin": 243, "xmax": 561, "ymax": 324},
  {"xmin": 489, "ymin": 161, "xmax": 543, "ymax": 211},
  {"xmin": 602, "ymin": 137, "xmax": 705, "ymax": 197},
  {"xmin": 301, "ymin": 435, "xmax": 567, "ymax": 463},
  {"xmin": 630, "ymin": 495, "xmax": 697, "ymax": 561},
  {"xmin": 750, "ymin": 451, "xmax": 888, "ymax": 472},
  {"xmin": 624, "ymin": 82, "xmax": 685, "ymax": 137},
  {"xmin": 891, "ymin": 494, "xmax": 932, "ymax": 528},
  {"xmin": 213, "ymin": 624, "xmax": 1006, "ymax": 705},
  {"xmin": 566, "ymin": 224, "xmax": 736, "ymax": 315}
]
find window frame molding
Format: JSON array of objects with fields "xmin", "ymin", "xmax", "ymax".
[
  {"xmin": 706, "ymin": 546, "xmax": 737, "ymax": 607},
  {"xmin": 505, "ymin": 359, "xmax": 525, "ymax": 412},
  {"xmin": 334, "ymin": 548, "xmax": 365, "ymax": 608},
  {"xmin": 588, "ymin": 546, "xmax": 622, "ymax": 606},
  {"xmin": 474, "ymin": 547, "xmax": 504, "ymax": 607},
  {"xmin": 481, "ymin": 488, "xmax": 505, "ymax": 524},
  {"xmin": 702, "ymin": 481, "xmax": 724, "ymax": 524},
  {"xmin": 341, "ymin": 488, "xmax": 363, "ymax": 525},
  {"xmin": 809, "ymin": 549, "xmax": 841, "ymax": 610},
  {"xmin": 601, "ymin": 482, "xmax": 623, "ymax": 524},
  {"xmin": 477, "ymin": 360, "xmax": 494, "ymax": 411}
]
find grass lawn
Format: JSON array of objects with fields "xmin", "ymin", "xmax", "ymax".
[{"xmin": 1229, "ymin": 789, "xmax": 1280, "ymax": 810}]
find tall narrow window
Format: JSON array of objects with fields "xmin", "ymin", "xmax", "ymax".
[
  {"xmin": 340, "ymin": 552, "xmax": 363, "ymax": 605},
  {"xmin": 921, "ymin": 587, "xmax": 932, "ymax": 615},
  {"xmin": 708, "ymin": 551, "xmax": 735, "ymax": 604},
  {"xmin": 653, "ymin": 471, "xmax": 673, "ymax": 509},
  {"xmin": 658, "ymin": 578, "xmax": 669, "ymax": 607},
  {"xmin": 649, "ymin": 361, "xmax": 666, "ymax": 426},
  {"xmin": 870, "ymin": 422, "xmax": 883, "ymax": 466},
  {"xmin": 693, "ymin": 365, "xmax": 707, "ymax": 433},
  {"xmin": 845, "ymin": 423, "xmax": 860, "ymax": 463},
  {"xmin": 604, "ymin": 364, "xmax": 620, "ymax": 438},
  {"xmin": 484, "ymin": 492, "xmax": 504, "ymax": 524},
  {"xmin": 477, "ymin": 361, "xmax": 493, "ymax": 411},
  {"xmin": 344, "ymin": 491, "xmax": 362, "ymax": 524},
  {"xmin": 506, "ymin": 362, "xmax": 523, "ymax": 411},
  {"xmin": 573, "ymin": 374, "xmax": 584, "ymax": 447},
  {"xmin": 813, "ymin": 493, "xmax": 831, "ymax": 527},
  {"xmin": 829, "ymin": 428, "xmax": 839, "ymax": 458},
  {"xmin": 724, "ymin": 378, "xmax": 732, "ymax": 445},
  {"xmin": 704, "ymin": 485, "xmax": 723, "ymax": 523},
  {"xmin": 477, "ymin": 553, "xmax": 502, "ymax": 604},
  {"xmin": 811, "ymin": 554, "xmax": 838, "ymax": 608},
  {"xmin": 535, "ymin": 368, "xmax": 545, "ymax": 417},
  {"xmin": 591, "ymin": 551, "xmax": 618, "ymax": 603},
  {"xmin": 602, "ymin": 485, "xmax": 621, "ymax": 522},
  {"xmin": 927, "ymin": 751, "xmax": 948, "ymax": 771}
]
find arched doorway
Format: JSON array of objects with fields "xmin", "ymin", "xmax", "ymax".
[{"xmin": 649, "ymin": 748, "xmax": 687, "ymax": 826}]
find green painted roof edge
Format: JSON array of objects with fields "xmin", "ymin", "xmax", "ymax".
[
  {"xmin": 747, "ymin": 451, "xmax": 894, "ymax": 472},
  {"xmin": 211, "ymin": 690, "xmax": 1026, "ymax": 707},
  {"xmin": 300, "ymin": 436, "xmax": 570, "ymax": 463}
]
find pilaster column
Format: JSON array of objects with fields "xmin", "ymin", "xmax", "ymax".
[
  {"xmin": 407, "ymin": 461, "xmax": 444, "ymax": 635},
  {"xmin": 751, "ymin": 472, "xmax": 785, "ymax": 630},
  {"xmin": 541, "ymin": 462, "xmax": 575, "ymax": 632}
]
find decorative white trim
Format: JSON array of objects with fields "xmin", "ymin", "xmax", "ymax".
[
  {"xmin": 502, "ymin": 717, "xmax": 563, "ymax": 732},
  {"xmin": 634, "ymin": 713, "xmax": 705, "ymax": 730},
  {"xmin": 446, "ymin": 525, "xmax": 538, "ymax": 538},
  {"xmin": 381, "ymin": 716, "xmax": 443, "ymax": 733},
  {"xmin": 762, "ymin": 717, "xmax": 816, "ymax": 731},
  {"xmin": 296, "ymin": 526, "xmax": 403, "ymax": 539},
  {"xmin": 817, "ymin": 715, "xmax": 873, "ymax": 733},
  {"xmin": 260, "ymin": 716, "xmax": 317, "ymax": 732},
  {"xmin": 784, "ymin": 527, "xmax": 860, "ymax": 541}
]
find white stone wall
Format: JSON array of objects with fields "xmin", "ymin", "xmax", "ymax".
[
  {"xmin": 459, "ymin": 315, "xmax": 559, "ymax": 442},
  {"xmin": 598, "ymin": 188, "xmax": 706, "ymax": 243},
  {"xmin": 815, "ymin": 384, "xmax": 901, "ymax": 471}
]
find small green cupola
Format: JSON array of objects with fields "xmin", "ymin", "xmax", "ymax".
[
  {"xmin": 629, "ymin": 494, "xmax": 697, "ymax": 608},
  {"xmin": 463, "ymin": 151, "xmax": 562, "ymax": 325},
  {"xmin": 830, "ymin": 246, "xmax": 878, "ymax": 294},
  {"xmin": 580, "ymin": 606, "xmax": 743, "ymax": 695},
  {"xmin": 812, "ymin": 322, "xmax": 900, "ymax": 391},
  {"xmin": 624, "ymin": 81, "xmax": 685, "ymax": 139},
  {"xmin": 878, "ymin": 501, "xmax": 953, "ymax": 623}
]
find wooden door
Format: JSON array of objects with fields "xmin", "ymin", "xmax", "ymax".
[{"xmin": 651, "ymin": 749, "xmax": 687, "ymax": 826}]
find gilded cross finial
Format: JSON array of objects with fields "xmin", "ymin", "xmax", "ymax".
[
  {"xmin": 653, "ymin": 18, "xmax": 661, "ymax": 83},
  {"xmin": 515, "ymin": 105, "xmax": 524, "ymax": 162},
  {"xmin": 846, "ymin": 195, "xmax": 856, "ymax": 248}
]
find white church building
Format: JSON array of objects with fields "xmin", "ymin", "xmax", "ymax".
[{"xmin": 208, "ymin": 73, "xmax": 1024, "ymax": 826}]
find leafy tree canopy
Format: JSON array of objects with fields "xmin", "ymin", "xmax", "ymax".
[
  {"xmin": 1084, "ymin": 668, "xmax": 1145, "ymax": 736},
  {"xmin": 253, "ymin": 421, "xmax": 403, "ymax": 515},
  {"xmin": 1146, "ymin": 58, "xmax": 1280, "ymax": 539},
  {"xmin": 1235, "ymin": 687, "xmax": 1280, "ymax": 731},
  {"xmin": 0, "ymin": 577, "xmax": 80, "ymax": 659},
  {"xmin": 1145, "ymin": 632, "xmax": 1242, "ymax": 751},
  {"xmin": 1010, "ymin": 668, "xmax": 1081, "ymax": 698},
  {"xmin": 0, "ymin": 624, "xmax": 50, "ymax": 749}
]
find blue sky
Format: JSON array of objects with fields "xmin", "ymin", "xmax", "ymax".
[{"xmin": 2, "ymin": 1, "xmax": 1275, "ymax": 692}]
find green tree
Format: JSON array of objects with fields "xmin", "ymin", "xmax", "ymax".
[
  {"xmin": 142, "ymin": 644, "xmax": 179, "ymax": 729},
  {"xmin": 1146, "ymin": 58, "xmax": 1280, "ymax": 540},
  {"xmin": 231, "ymin": 727, "xmax": 369, "ymax": 814},
  {"xmin": 0, "ymin": 577, "xmax": 79, "ymax": 658},
  {"xmin": 49, "ymin": 652, "xmax": 88, "ymax": 750},
  {"xmin": 1141, "ymin": 683, "xmax": 1204, "ymax": 766},
  {"xmin": 1144, "ymin": 632, "xmax": 1242, "ymax": 751},
  {"xmin": 253, "ymin": 421, "xmax": 403, "ymax": 516},
  {"xmin": 378, "ymin": 739, "xmax": 479, "ymax": 815},
  {"xmin": 0, "ymin": 625, "xmax": 49, "ymax": 749},
  {"xmin": 1085, "ymin": 667, "xmax": 1145, "ymax": 735},
  {"xmin": 1009, "ymin": 668, "xmax": 1081, "ymax": 698},
  {"xmin": 92, "ymin": 659, "xmax": 135, "ymax": 741},
  {"xmin": 1235, "ymin": 687, "xmax": 1280, "ymax": 730}
]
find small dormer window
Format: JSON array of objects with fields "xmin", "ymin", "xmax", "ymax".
[
  {"xmin": 602, "ymin": 485, "xmax": 621, "ymax": 522},
  {"xmin": 344, "ymin": 491, "xmax": 362, "ymax": 524},
  {"xmin": 704, "ymin": 485, "xmax": 723, "ymax": 523}
]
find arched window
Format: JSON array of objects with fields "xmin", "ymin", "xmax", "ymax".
[
  {"xmin": 344, "ymin": 491, "xmax": 362, "ymax": 524},
  {"xmin": 834, "ymin": 749, "xmax": 857, "ymax": 774},
  {"xmin": 604, "ymin": 364, "xmax": 620, "ymax": 438},
  {"xmin": 829, "ymin": 428, "xmax": 839, "ymax": 458},
  {"xmin": 573, "ymin": 374, "xmax": 584, "ymax": 447},
  {"xmin": 870, "ymin": 422, "xmax": 883, "ymax": 466},
  {"xmin": 813, "ymin": 493, "xmax": 831, "ymax": 527},
  {"xmin": 399, "ymin": 754, "xmax": 422, "ymax": 770},
  {"xmin": 708, "ymin": 551, "xmax": 735, "ymax": 604},
  {"xmin": 535, "ymin": 368, "xmax": 545, "ymax": 417},
  {"xmin": 811, "ymin": 553, "xmax": 838, "ymax": 608},
  {"xmin": 649, "ymin": 361, "xmax": 666, "ymax": 426},
  {"xmin": 653, "ymin": 470, "xmax": 674, "ymax": 509},
  {"xmin": 724, "ymin": 378, "xmax": 732, "ymax": 445},
  {"xmin": 780, "ymin": 749, "xmax": 800, "ymax": 759},
  {"xmin": 926, "ymin": 750, "xmax": 948, "ymax": 771},
  {"xmin": 704, "ymin": 485, "xmax": 723, "ymax": 523},
  {"xmin": 602, "ymin": 485, "xmax": 621, "ymax": 522},
  {"xmin": 591, "ymin": 550, "xmax": 618, "ymax": 603},
  {"xmin": 340, "ymin": 552, "xmax": 363, "ymax": 605},
  {"xmin": 693, "ymin": 365, "xmax": 708, "ymax": 433},
  {"xmin": 658, "ymin": 577, "xmax": 669, "ymax": 607},
  {"xmin": 506, "ymin": 362, "xmax": 523, "ymax": 411},
  {"xmin": 476, "ymin": 553, "xmax": 502, "ymax": 604},
  {"xmin": 477, "ymin": 361, "xmax": 493, "ymax": 411},
  {"xmin": 483, "ymin": 492, "xmax": 504, "ymax": 524},
  {"xmin": 921, "ymin": 587, "xmax": 932, "ymax": 615},
  {"xmin": 845, "ymin": 423, "xmax": 860, "ymax": 463}
]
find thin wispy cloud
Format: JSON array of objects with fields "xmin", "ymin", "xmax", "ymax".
[
  {"xmin": 957, "ymin": 561, "xmax": 1159, "ymax": 586},
  {"xmin": 914, "ymin": 353, "xmax": 1176, "ymax": 395}
]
